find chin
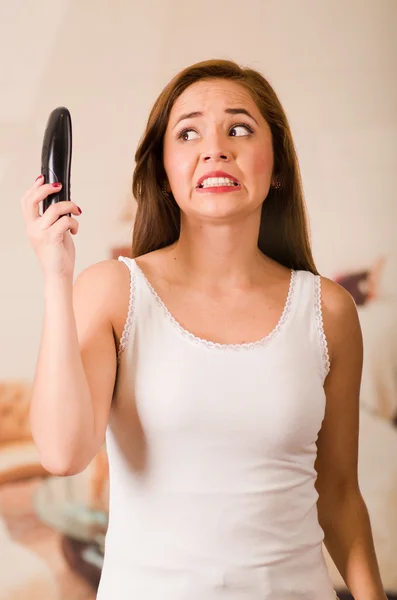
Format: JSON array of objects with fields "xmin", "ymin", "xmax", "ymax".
[
  {"xmin": 188, "ymin": 204, "xmax": 249, "ymax": 223},
  {"xmin": 187, "ymin": 194, "xmax": 257, "ymax": 221}
]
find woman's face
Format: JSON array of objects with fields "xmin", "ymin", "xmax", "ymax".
[{"xmin": 163, "ymin": 78, "xmax": 274, "ymax": 223}]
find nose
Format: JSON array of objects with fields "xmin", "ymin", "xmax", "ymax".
[
  {"xmin": 200, "ymin": 131, "xmax": 233, "ymax": 163},
  {"xmin": 202, "ymin": 150, "xmax": 231, "ymax": 163}
]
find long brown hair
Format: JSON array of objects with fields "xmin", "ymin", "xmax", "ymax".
[{"xmin": 131, "ymin": 59, "xmax": 318, "ymax": 273}]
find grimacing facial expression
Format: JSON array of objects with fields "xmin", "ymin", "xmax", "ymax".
[{"xmin": 163, "ymin": 78, "xmax": 274, "ymax": 223}]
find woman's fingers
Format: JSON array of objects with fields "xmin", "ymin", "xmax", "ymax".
[
  {"xmin": 39, "ymin": 200, "xmax": 81, "ymax": 229},
  {"xmin": 20, "ymin": 177, "xmax": 63, "ymax": 222}
]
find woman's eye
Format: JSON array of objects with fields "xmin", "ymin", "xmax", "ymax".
[
  {"xmin": 178, "ymin": 129, "xmax": 199, "ymax": 141},
  {"xmin": 230, "ymin": 124, "xmax": 253, "ymax": 137},
  {"xmin": 177, "ymin": 123, "xmax": 253, "ymax": 141}
]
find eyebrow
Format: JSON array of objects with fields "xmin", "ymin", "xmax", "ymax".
[{"xmin": 173, "ymin": 108, "xmax": 259, "ymax": 129}]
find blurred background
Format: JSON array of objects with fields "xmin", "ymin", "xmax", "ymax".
[{"xmin": 0, "ymin": 0, "xmax": 396, "ymax": 598}]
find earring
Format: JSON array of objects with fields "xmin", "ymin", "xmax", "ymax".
[{"xmin": 271, "ymin": 178, "xmax": 281, "ymax": 190}]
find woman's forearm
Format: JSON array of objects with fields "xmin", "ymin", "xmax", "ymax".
[
  {"xmin": 321, "ymin": 484, "xmax": 386, "ymax": 599},
  {"xmin": 30, "ymin": 277, "xmax": 95, "ymax": 475}
]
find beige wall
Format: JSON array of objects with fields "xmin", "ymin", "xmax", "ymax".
[{"xmin": 1, "ymin": 0, "xmax": 396, "ymax": 379}]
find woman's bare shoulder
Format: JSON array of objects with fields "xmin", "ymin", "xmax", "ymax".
[
  {"xmin": 73, "ymin": 259, "xmax": 132, "ymax": 334},
  {"xmin": 74, "ymin": 258, "xmax": 131, "ymax": 293},
  {"xmin": 320, "ymin": 275, "xmax": 357, "ymax": 317},
  {"xmin": 319, "ymin": 276, "xmax": 362, "ymax": 363}
]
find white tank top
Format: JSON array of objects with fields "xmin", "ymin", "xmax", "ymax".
[{"xmin": 97, "ymin": 256, "xmax": 337, "ymax": 599}]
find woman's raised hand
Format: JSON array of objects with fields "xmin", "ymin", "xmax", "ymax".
[{"xmin": 20, "ymin": 175, "xmax": 82, "ymax": 280}]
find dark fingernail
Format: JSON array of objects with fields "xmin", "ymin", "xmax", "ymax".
[
  {"xmin": 35, "ymin": 174, "xmax": 43, "ymax": 182},
  {"xmin": 77, "ymin": 206, "xmax": 82, "ymax": 214},
  {"xmin": 52, "ymin": 182, "xmax": 62, "ymax": 188}
]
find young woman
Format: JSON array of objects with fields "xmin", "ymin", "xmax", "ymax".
[{"xmin": 21, "ymin": 60, "xmax": 385, "ymax": 599}]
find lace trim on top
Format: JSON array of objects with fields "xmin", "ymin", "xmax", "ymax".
[
  {"xmin": 135, "ymin": 261, "xmax": 297, "ymax": 351},
  {"xmin": 314, "ymin": 275, "xmax": 331, "ymax": 377},
  {"xmin": 118, "ymin": 257, "xmax": 136, "ymax": 359}
]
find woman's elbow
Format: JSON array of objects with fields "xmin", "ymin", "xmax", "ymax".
[{"xmin": 39, "ymin": 451, "xmax": 91, "ymax": 478}]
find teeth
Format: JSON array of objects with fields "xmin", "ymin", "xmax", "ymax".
[{"xmin": 198, "ymin": 177, "xmax": 239, "ymax": 188}]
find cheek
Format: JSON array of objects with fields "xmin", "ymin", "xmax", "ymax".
[
  {"xmin": 164, "ymin": 146, "xmax": 194, "ymax": 188},
  {"xmin": 248, "ymin": 144, "xmax": 274, "ymax": 184}
]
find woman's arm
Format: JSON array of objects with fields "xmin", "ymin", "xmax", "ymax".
[
  {"xmin": 30, "ymin": 259, "xmax": 128, "ymax": 476},
  {"xmin": 315, "ymin": 277, "xmax": 386, "ymax": 600}
]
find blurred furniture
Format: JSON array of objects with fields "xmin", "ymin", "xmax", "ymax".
[
  {"xmin": 61, "ymin": 535, "xmax": 102, "ymax": 589},
  {"xmin": 0, "ymin": 380, "xmax": 47, "ymax": 485},
  {"xmin": 34, "ymin": 467, "xmax": 108, "ymax": 590},
  {"xmin": 324, "ymin": 294, "xmax": 397, "ymax": 595},
  {"xmin": 111, "ymin": 245, "xmax": 131, "ymax": 259},
  {"xmin": 0, "ymin": 516, "xmax": 59, "ymax": 600},
  {"xmin": 358, "ymin": 298, "xmax": 397, "ymax": 421}
]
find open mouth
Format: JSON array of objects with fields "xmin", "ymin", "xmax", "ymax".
[{"xmin": 196, "ymin": 177, "xmax": 241, "ymax": 190}]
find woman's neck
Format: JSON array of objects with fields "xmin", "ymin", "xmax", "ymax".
[{"xmin": 168, "ymin": 218, "xmax": 268, "ymax": 292}]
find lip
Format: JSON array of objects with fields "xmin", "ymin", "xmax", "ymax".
[{"xmin": 196, "ymin": 170, "xmax": 241, "ymax": 188}]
